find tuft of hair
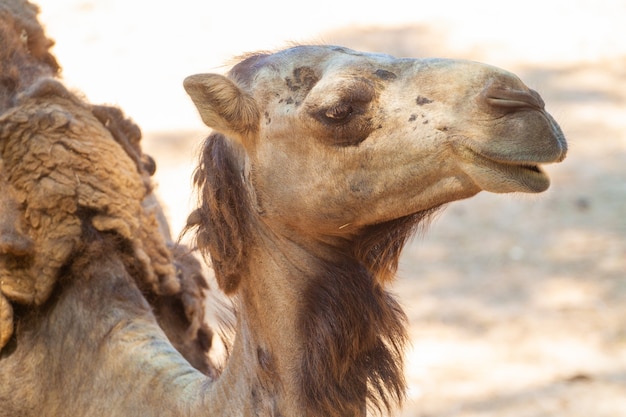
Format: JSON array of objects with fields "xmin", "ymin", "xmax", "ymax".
[
  {"xmin": 299, "ymin": 260, "xmax": 408, "ymax": 416},
  {"xmin": 354, "ymin": 208, "xmax": 443, "ymax": 283},
  {"xmin": 297, "ymin": 209, "xmax": 442, "ymax": 416},
  {"xmin": 184, "ymin": 133, "xmax": 253, "ymax": 294}
]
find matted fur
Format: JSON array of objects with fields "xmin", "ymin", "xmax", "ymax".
[
  {"xmin": 0, "ymin": 0, "xmax": 59, "ymax": 113},
  {"xmin": 0, "ymin": 79, "xmax": 177, "ymax": 305},
  {"xmin": 0, "ymin": 1, "xmax": 214, "ymax": 369},
  {"xmin": 0, "ymin": 84, "xmax": 214, "ymax": 370}
]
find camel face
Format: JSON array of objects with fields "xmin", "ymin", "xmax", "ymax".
[{"xmin": 185, "ymin": 46, "xmax": 567, "ymax": 233}]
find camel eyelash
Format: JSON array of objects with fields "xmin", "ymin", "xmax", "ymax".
[{"xmin": 323, "ymin": 102, "xmax": 354, "ymax": 122}]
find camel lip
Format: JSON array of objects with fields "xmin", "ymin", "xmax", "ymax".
[
  {"xmin": 486, "ymin": 158, "xmax": 547, "ymax": 180},
  {"xmin": 470, "ymin": 149, "xmax": 549, "ymax": 175},
  {"xmin": 461, "ymin": 146, "xmax": 554, "ymax": 193}
]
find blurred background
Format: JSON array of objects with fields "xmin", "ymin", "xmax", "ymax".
[{"xmin": 37, "ymin": 1, "xmax": 626, "ymax": 415}]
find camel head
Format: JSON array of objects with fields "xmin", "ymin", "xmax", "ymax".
[
  {"xmin": 184, "ymin": 45, "xmax": 567, "ymax": 274},
  {"xmin": 183, "ymin": 46, "xmax": 567, "ymax": 416},
  {"xmin": 185, "ymin": 46, "xmax": 566, "ymax": 231}
]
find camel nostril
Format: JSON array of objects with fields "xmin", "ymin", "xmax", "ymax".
[{"xmin": 482, "ymin": 82, "xmax": 545, "ymax": 112}]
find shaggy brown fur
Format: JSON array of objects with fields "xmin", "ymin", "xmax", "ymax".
[
  {"xmin": 187, "ymin": 133, "xmax": 253, "ymax": 294},
  {"xmin": 355, "ymin": 209, "xmax": 442, "ymax": 283},
  {"xmin": 0, "ymin": 0, "xmax": 213, "ymax": 373},
  {"xmin": 298, "ymin": 260, "xmax": 407, "ymax": 416},
  {"xmin": 297, "ymin": 210, "xmax": 444, "ymax": 415}
]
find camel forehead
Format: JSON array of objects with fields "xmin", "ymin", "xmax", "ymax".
[
  {"xmin": 272, "ymin": 45, "xmax": 398, "ymax": 67},
  {"xmin": 228, "ymin": 45, "xmax": 505, "ymax": 98},
  {"xmin": 230, "ymin": 45, "xmax": 407, "ymax": 84}
]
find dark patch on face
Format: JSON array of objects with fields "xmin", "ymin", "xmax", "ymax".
[
  {"xmin": 229, "ymin": 53, "xmax": 270, "ymax": 87},
  {"xmin": 285, "ymin": 97, "xmax": 294, "ymax": 105},
  {"xmin": 373, "ymin": 69, "xmax": 397, "ymax": 81},
  {"xmin": 264, "ymin": 111, "xmax": 271, "ymax": 125},
  {"xmin": 349, "ymin": 179, "xmax": 372, "ymax": 196},
  {"xmin": 416, "ymin": 96, "xmax": 433, "ymax": 106},
  {"xmin": 286, "ymin": 79, "xmax": 298, "ymax": 92},
  {"xmin": 408, "ymin": 114, "xmax": 417, "ymax": 122},
  {"xmin": 285, "ymin": 66, "xmax": 319, "ymax": 93}
]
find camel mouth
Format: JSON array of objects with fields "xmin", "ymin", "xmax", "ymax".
[{"xmin": 461, "ymin": 148, "xmax": 553, "ymax": 193}]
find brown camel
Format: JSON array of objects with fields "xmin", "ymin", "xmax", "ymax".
[{"xmin": 0, "ymin": 1, "xmax": 567, "ymax": 416}]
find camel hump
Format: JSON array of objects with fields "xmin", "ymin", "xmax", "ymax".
[{"xmin": 18, "ymin": 77, "xmax": 74, "ymax": 102}]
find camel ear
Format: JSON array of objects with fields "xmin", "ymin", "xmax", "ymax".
[{"xmin": 184, "ymin": 74, "xmax": 260, "ymax": 144}]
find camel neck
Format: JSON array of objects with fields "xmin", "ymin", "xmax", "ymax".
[
  {"xmin": 213, "ymin": 231, "xmax": 316, "ymax": 416},
  {"xmin": 213, "ymin": 225, "xmax": 407, "ymax": 417}
]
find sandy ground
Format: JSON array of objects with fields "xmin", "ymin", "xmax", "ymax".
[{"xmin": 35, "ymin": 0, "xmax": 625, "ymax": 415}]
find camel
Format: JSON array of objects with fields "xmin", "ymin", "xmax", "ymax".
[
  {"xmin": 181, "ymin": 46, "xmax": 567, "ymax": 416},
  {"xmin": 0, "ymin": 1, "xmax": 567, "ymax": 416}
]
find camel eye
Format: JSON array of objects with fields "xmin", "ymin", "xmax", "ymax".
[
  {"xmin": 324, "ymin": 103, "xmax": 353, "ymax": 122},
  {"xmin": 305, "ymin": 80, "xmax": 376, "ymax": 146}
]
